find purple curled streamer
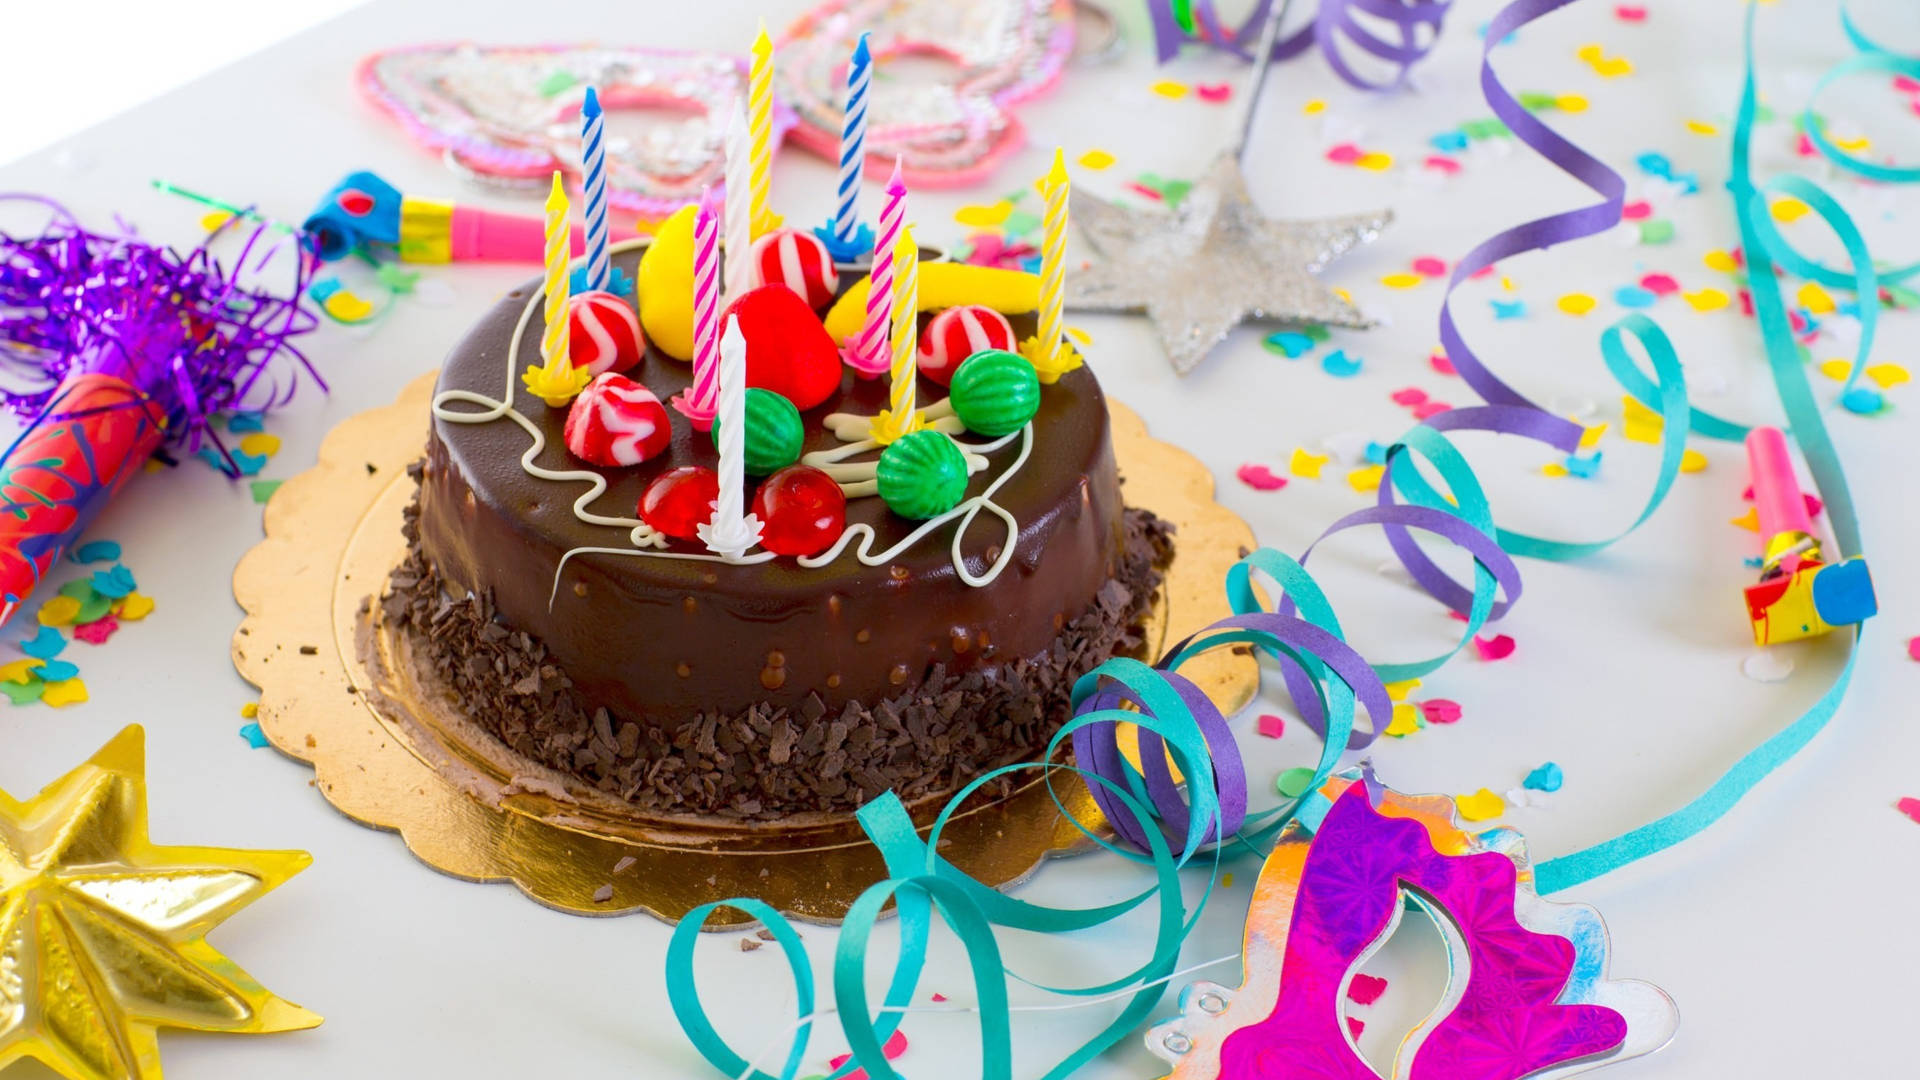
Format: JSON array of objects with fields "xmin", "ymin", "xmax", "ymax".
[
  {"xmin": 1148, "ymin": 0, "xmax": 1451, "ymax": 90},
  {"xmin": 1071, "ymin": 611, "xmax": 1393, "ymax": 850},
  {"xmin": 1079, "ymin": 0, "xmax": 1653, "ymax": 839}
]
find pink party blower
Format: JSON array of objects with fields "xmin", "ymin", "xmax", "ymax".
[
  {"xmin": 1741, "ymin": 426, "xmax": 1875, "ymax": 645},
  {"xmin": 304, "ymin": 170, "xmax": 587, "ymax": 263}
]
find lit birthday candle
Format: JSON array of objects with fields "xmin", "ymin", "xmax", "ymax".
[
  {"xmin": 698, "ymin": 315, "xmax": 764, "ymax": 560},
  {"xmin": 1023, "ymin": 148, "xmax": 1082, "ymax": 384},
  {"xmin": 747, "ymin": 24, "xmax": 779, "ymax": 239},
  {"xmin": 521, "ymin": 172, "xmax": 592, "ymax": 407},
  {"xmin": 723, "ymin": 104, "xmax": 755, "ymax": 304},
  {"xmin": 816, "ymin": 32, "xmax": 874, "ymax": 261},
  {"xmin": 579, "ymin": 86, "xmax": 611, "ymax": 293},
  {"xmin": 873, "ymin": 226, "xmax": 922, "ymax": 443},
  {"xmin": 844, "ymin": 159, "xmax": 904, "ymax": 377},
  {"xmin": 671, "ymin": 187, "xmax": 722, "ymax": 430}
]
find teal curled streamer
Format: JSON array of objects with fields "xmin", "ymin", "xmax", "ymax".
[{"xmin": 664, "ymin": 3, "xmax": 1902, "ymax": 1075}]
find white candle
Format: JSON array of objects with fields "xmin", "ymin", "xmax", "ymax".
[
  {"xmin": 723, "ymin": 104, "xmax": 755, "ymax": 305},
  {"xmin": 698, "ymin": 315, "xmax": 763, "ymax": 559}
]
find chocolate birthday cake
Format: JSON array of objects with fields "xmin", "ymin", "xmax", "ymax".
[{"xmin": 387, "ymin": 221, "xmax": 1168, "ymax": 822}]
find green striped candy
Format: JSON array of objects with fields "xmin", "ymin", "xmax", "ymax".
[
  {"xmin": 712, "ymin": 388, "xmax": 803, "ymax": 475},
  {"xmin": 876, "ymin": 429, "xmax": 969, "ymax": 519},
  {"xmin": 948, "ymin": 349, "xmax": 1041, "ymax": 438}
]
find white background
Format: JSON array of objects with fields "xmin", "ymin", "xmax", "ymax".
[{"xmin": 0, "ymin": 0, "xmax": 1916, "ymax": 1076}]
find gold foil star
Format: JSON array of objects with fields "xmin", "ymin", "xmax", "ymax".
[{"xmin": 0, "ymin": 726, "xmax": 319, "ymax": 1080}]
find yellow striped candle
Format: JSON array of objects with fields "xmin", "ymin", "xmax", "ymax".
[
  {"xmin": 522, "ymin": 172, "xmax": 592, "ymax": 406},
  {"xmin": 747, "ymin": 25, "xmax": 778, "ymax": 239},
  {"xmin": 874, "ymin": 228, "xmax": 921, "ymax": 443},
  {"xmin": 1025, "ymin": 148, "xmax": 1081, "ymax": 384}
]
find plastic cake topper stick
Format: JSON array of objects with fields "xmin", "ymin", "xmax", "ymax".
[{"xmin": 1149, "ymin": 777, "xmax": 1677, "ymax": 1079}]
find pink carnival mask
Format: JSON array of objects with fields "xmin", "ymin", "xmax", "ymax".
[
  {"xmin": 357, "ymin": 44, "xmax": 795, "ymax": 222},
  {"xmin": 1150, "ymin": 778, "xmax": 1678, "ymax": 1079},
  {"xmin": 775, "ymin": 0, "xmax": 1077, "ymax": 189}
]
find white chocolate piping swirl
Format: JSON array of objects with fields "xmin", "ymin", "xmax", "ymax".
[{"xmin": 427, "ymin": 236, "xmax": 1031, "ymax": 602}]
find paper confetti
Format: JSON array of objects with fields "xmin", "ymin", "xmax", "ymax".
[
  {"xmin": 1150, "ymin": 80, "xmax": 1189, "ymax": 99},
  {"xmin": 1680, "ymin": 448, "xmax": 1708, "ymax": 472},
  {"xmin": 30, "ymin": 659, "xmax": 78, "ymax": 683},
  {"xmin": 1622, "ymin": 395, "xmax": 1665, "ymax": 443},
  {"xmin": 0, "ymin": 678, "xmax": 45, "ymax": 705},
  {"xmin": 1683, "ymin": 287, "xmax": 1731, "ymax": 311},
  {"xmin": 1385, "ymin": 705, "xmax": 1421, "ymax": 737},
  {"xmin": 1866, "ymin": 363, "xmax": 1910, "ymax": 389},
  {"xmin": 1524, "ymin": 762, "xmax": 1564, "ymax": 792},
  {"xmin": 117, "ymin": 593, "xmax": 155, "ymax": 620},
  {"xmin": 41, "ymin": 678, "xmax": 87, "ymax": 707},
  {"xmin": 954, "ymin": 202, "xmax": 1013, "ymax": 228},
  {"xmin": 251, "ymin": 479, "xmax": 284, "ymax": 504},
  {"xmin": 71, "ymin": 617, "xmax": 118, "ymax": 645},
  {"xmin": 1897, "ymin": 797, "xmax": 1920, "ymax": 824},
  {"xmin": 36, "ymin": 597, "xmax": 81, "ymax": 626},
  {"xmin": 1346, "ymin": 465, "xmax": 1386, "ymax": 493},
  {"xmin": 1770, "ymin": 196, "xmax": 1811, "ymax": 223},
  {"xmin": 1347, "ymin": 974, "xmax": 1390, "ymax": 1005},
  {"xmin": 70, "ymin": 540, "xmax": 120, "ymax": 564},
  {"xmin": 1381, "ymin": 272, "xmax": 1425, "ymax": 289},
  {"xmin": 1276, "ymin": 767, "xmax": 1317, "ymax": 799},
  {"xmin": 1456, "ymin": 788, "xmax": 1506, "ymax": 821},
  {"xmin": 1076, "ymin": 149, "xmax": 1115, "ymax": 170},
  {"xmin": 18, "ymin": 626, "xmax": 64, "ymax": 659},
  {"xmin": 1472, "ymin": 634, "xmax": 1516, "ymax": 661},
  {"xmin": 1321, "ymin": 350, "xmax": 1362, "ymax": 377},
  {"xmin": 1420, "ymin": 699, "xmax": 1463, "ymax": 724},
  {"xmin": 1384, "ymin": 679, "xmax": 1422, "ymax": 702},
  {"xmin": 1557, "ymin": 293, "xmax": 1597, "ymax": 316},
  {"xmin": 1290, "ymin": 448, "xmax": 1330, "ymax": 478},
  {"xmin": 1576, "ymin": 43, "xmax": 1633, "ymax": 77},
  {"xmin": 1264, "ymin": 331, "xmax": 1316, "ymax": 358},
  {"xmin": 1235, "ymin": 464, "xmax": 1289, "ymax": 491},
  {"xmin": 1256, "ymin": 714, "xmax": 1286, "ymax": 739},
  {"xmin": 239, "ymin": 722, "xmax": 271, "ymax": 749}
]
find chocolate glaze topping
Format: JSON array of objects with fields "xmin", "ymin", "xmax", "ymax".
[{"xmin": 406, "ymin": 249, "xmax": 1168, "ymax": 814}]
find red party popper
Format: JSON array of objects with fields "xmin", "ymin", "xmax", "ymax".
[{"xmin": 0, "ymin": 196, "xmax": 320, "ymax": 624}]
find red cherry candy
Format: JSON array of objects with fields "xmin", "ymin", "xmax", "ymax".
[
  {"xmin": 751, "ymin": 465, "xmax": 846, "ymax": 557},
  {"xmin": 721, "ymin": 284, "xmax": 843, "ymax": 411},
  {"xmin": 639, "ymin": 466, "xmax": 719, "ymax": 540}
]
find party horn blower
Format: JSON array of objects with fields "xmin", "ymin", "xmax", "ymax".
[
  {"xmin": 0, "ymin": 197, "xmax": 320, "ymax": 625},
  {"xmin": 1742, "ymin": 426, "xmax": 1875, "ymax": 645},
  {"xmin": 304, "ymin": 170, "xmax": 588, "ymax": 263}
]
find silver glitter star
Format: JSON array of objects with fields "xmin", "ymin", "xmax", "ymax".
[
  {"xmin": 1062, "ymin": 0, "xmax": 1389, "ymax": 375},
  {"xmin": 1065, "ymin": 153, "xmax": 1390, "ymax": 374}
]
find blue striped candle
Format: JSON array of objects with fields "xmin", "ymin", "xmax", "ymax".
[
  {"xmin": 814, "ymin": 34, "xmax": 876, "ymax": 261},
  {"xmin": 580, "ymin": 86, "xmax": 611, "ymax": 293}
]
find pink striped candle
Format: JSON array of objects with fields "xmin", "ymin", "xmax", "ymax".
[
  {"xmin": 672, "ymin": 187, "xmax": 722, "ymax": 430},
  {"xmin": 843, "ymin": 159, "xmax": 905, "ymax": 377}
]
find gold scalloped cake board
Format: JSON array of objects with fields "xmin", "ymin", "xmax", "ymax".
[{"xmin": 233, "ymin": 372, "xmax": 1256, "ymax": 924}]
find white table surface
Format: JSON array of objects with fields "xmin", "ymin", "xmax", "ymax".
[{"xmin": 1, "ymin": 0, "xmax": 1915, "ymax": 1076}]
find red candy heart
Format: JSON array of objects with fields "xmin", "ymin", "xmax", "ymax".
[{"xmin": 721, "ymin": 285, "xmax": 842, "ymax": 411}]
